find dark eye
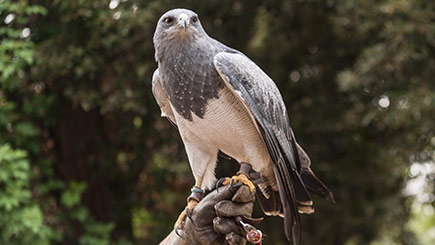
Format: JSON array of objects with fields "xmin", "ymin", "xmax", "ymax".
[
  {"xmin": 164, "ymin": 17, "xmax": 174, "ymax": 25},
  {"xmin": 191, "ymin": 16, "xmax": 198, "ymax": 24}
]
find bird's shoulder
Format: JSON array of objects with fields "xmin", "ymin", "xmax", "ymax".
[{"xmin": 213, "ymin": 51, "xmax": 292, "ymax": 140}]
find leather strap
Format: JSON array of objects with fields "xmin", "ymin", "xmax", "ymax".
[
  {"xmin": 237, "ymin": 162, "xmax": 262, "ymax": 185},
  {"xmin": 187, "ymin": 186, "xmax": 205, "ymax": 202}
]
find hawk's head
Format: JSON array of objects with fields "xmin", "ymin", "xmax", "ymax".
[{"xmin": 154, "ymin": 9, "xmax": 206, "ymax": 45}]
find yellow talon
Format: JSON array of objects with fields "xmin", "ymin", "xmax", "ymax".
[
  {"xmin": 175, "ymin": 198, "xmax": 198, "ymax": 229},
  {"xmin": 221, "ymin": 173, "xmax": 256, "ymax": 193}
]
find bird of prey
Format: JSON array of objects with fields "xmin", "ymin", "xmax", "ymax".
[{"xmin": 152, "ymin": 8, "xmax": 334, "ymax": 244}]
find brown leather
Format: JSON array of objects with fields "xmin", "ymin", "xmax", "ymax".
[
  {"xmin": 161, "ymin": 184, "xmax": 258, "ymax": 245},
  {"xmin": 237, "ymin": 162, "xmax": 262, "ymax": 185},
  {"xmin": 188, "ymin": 190, "xmax": 205, "ymax": 203}
]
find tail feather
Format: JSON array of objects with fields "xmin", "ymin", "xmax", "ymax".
[
  {"xmin": 256, "ymin": 188, "xmax": 283, "ymax": 216},
  {"xmin": 301, "ymin": 168, "xmax": 335, "ymax": 203},
  {"xmin": 274, "ymin": 166, "xmax": 301, "ymax": 245},
  {"xmin": 297, "ymin": 202, "xmax": 315, "ymax": 214},
  {"xmin": 296, "ymin": 142, "xmax": 335, "ymax": 203},
  {"xmin": 262, "ymin": 130, "xmax": 308, "ymax": 244}
]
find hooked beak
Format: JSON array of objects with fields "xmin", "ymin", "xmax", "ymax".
[{"xmin": 178, "ymin": 13, "xmax": 189, "ymax": 31}]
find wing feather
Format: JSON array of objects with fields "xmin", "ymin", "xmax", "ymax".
[
  {"xmin": 152, "ymin": 69, "xmax": 177, "ymax": 126},
  {"xmin": 213, "ymin": 52, "xmax": 311, "ymax": 243}
]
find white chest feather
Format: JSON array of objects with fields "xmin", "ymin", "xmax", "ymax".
[{"xmin": 173, "ymin": 86, "xmax": 271, "ymax": 171}]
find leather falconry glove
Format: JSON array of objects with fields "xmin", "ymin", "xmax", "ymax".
[{"xmin": 160, "ymin": 184, "xmax": 260, "ymax": 245}]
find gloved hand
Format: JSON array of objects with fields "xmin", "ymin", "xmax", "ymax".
[{"xmin": 160, "ymin": 184, "xmax": 258, "ymax": 245}]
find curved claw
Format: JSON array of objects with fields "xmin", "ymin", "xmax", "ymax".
[
  {"xmin": 219, "ymin": 174, "xmax": 256, "ymax": 193},
  {"xmin": 185, "ymin": 207, "xmax": 194, "ymax": 224},
  {"xmin": 174, "ymin": 225, "xmax": 182, "ymax": 238},
  {"xmin": 216, "ymin": 177, "xmax": 227, "ymax": 193}
]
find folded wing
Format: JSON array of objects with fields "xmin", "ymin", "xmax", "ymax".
[{"xmin": 214, "ymin": 52, "xmax": 312, "ymax": 243}]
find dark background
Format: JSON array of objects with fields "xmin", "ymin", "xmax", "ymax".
[{"xmin": 1, "ymin": 0, "xmax": 434, "ymax": 244}]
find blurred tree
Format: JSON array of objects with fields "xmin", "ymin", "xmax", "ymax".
[{"xmin": 0, "ymin": 0, "xmax": 433, "ymax": 244}]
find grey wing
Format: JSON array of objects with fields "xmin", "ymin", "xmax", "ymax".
[
  {"xmin": 214, "ymin": 52, "xmax": 311, "ymax": 244},
  {"xmin": 152, "ymin": 69, "xmax": 176, "ymax": 126}
]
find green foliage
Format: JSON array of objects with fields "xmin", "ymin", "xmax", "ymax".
[
  {"xmin": 0, "ymin": 144, "xmax": 54, "ymax": 244},
  {"xmin": 0, "ymin": 145, "xmax": 31, "ymax": 212},
  {"xmin": 61, "ymin": 181, "xmax": 87, "ymax": 208},
  {"xmin": 1, "ymin": 1, "xmax": 120, "ymax": 244},
  {"xmin": 79, "ymin": 221, "xmax": 115, "ymax": 245},
  {"xmin": 0, "ymin": 0, "xmax": 46, "ymax": 85},
  {"xmin": 0, "ymin": 0, "xmax": 433, "ymax": 244}
]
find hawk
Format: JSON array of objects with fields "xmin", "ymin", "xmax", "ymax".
[{"xmin": 152, "ymin": 9, "xmax": 334, "ymax": 244}]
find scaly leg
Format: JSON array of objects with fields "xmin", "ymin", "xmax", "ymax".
[{"xmin": 175, "ymin": 181, "xmax": 205, "ymax": 229}]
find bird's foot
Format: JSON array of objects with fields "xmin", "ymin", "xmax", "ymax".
[
  {"xmin": 175, "ymin": 198, "xmax": 199, "ymax": 229},
  {"xmin": 175, "ymin": 186, "xmax": 204, "ymax": 230},
  {"xmin": 218, "ymin": 173, "xmax": 256, "ymax": 193}
]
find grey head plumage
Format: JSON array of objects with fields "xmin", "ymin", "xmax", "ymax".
[{"xmin": 154, "ymin": 9, "xmax": 209, "ymax": 62}]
